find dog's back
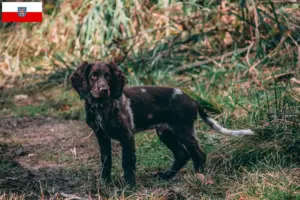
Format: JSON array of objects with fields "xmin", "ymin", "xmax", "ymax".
[{"xmin": 123, "ymin": 86, "xmax": 198, "ymax": 132}]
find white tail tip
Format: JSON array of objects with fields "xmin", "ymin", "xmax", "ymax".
[{"xmin": 206, "ymin": 118, "xmax": 254, "ymax": 136}]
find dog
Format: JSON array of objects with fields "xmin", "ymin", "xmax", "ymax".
[{"xmin": 70, "ymin": 61, "xmax": 254, "ymax": 185}]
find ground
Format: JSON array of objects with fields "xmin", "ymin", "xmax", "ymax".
[
  {"xmin": 1, "ymin": 117, "xmax": 98, "ymax": 198},
  {"xmin": 1, "ymin": 102, "xmax": 300, "ymax": 200},
  {"xmin": 1, "ymin": 116, "xmax": 209, "ymax": 199},
  {"xmin": 1, "ymin": 84, "xmax": 300, "ymax": 199}
]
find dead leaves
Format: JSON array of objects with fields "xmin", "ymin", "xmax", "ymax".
[
  {"xmin": 195, "ymin": 173, "xmax": 214, "ymax": 185},
  {"xmin": 13, "ymin": 94, "xmax": 32, "ymax": 107},
  {"xmin": 223, "ymin": 32, "xmax": 233, "ymax": 46}
]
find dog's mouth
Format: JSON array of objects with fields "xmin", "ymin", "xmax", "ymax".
[{"xmin": 90, "ymin": 92, "xmax": 110, "ymax": 103}]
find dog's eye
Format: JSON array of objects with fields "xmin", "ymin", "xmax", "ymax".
[{"xmin": 91, "ymin": 75, "xmax": 97, "ymax": 80}]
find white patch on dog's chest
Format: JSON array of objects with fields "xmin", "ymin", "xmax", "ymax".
[
  {"xmin": 96, "ymin": 113, "xmax": 103, "ymax": 129},
  {"xmin": 93, "ymin": 96, "xmax": 135, "ymax": 132},
  {"xmin": 94, "ymin": 106, "xmax": 104, "ymax": 130}
]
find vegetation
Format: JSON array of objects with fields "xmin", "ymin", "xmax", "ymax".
[{"xmin": 0, "ymin": 0, "xmax": 299, "ymax": 199}]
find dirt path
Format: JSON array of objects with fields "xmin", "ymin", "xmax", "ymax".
[
  {"xmin": 0, "ymin": 117, "xmax": 213, "ymax": 199},
  {"xmin": 0, "ymin": 117, "xmax": 104, "ymax": 198}
]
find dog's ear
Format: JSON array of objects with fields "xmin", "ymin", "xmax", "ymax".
[
  {"xmin": 108, "ymin": 61, "xmax": 126, "ymax": 99},
  {"xmin": 70, "ymin": 61, "xmax": 90, "ymax": 99}
]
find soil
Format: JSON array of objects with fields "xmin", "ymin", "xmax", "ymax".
[
  {"xmin": 1, "ymin": 116, "xmax": 205, "ymax": 199},
  {"xmin": 0, "ymin": 116, "xmax": 107, "ymax": 199}
]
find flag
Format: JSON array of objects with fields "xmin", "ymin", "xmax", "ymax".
[{"xmin": 2, "ymin": 2, "xmax": 42, "ymax": 22}]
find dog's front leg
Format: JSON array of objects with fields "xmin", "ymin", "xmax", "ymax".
[
  {"xmin": 119, "ymin": 134, "xmax": 136, "ymax": 186},
  {"xmin": 95, "ymin": 133, "xmax": 112, "ymax": 182},
  {"xmin": 86, "ymin": 112, "xmax": 112, "ymax": 182}
]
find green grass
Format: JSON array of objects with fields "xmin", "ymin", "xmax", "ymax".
[
  {"xmin": 1, "ymin": 62, "xmax": 299, "ymax": 199},
  {"xmin": 1, "ymin": 87, "xmax": 85, "ymax": 120},
  {"xmin": 1, "ymin": 63, "xmax": 299, "ymax": 199}
]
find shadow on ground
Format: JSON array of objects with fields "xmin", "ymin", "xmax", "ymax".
[
  {"xmin": 0, "ymin": 117, "xmax": 103, "ymax": 198},
  {"xmin": 0, "ymin": 117, "xmax": 205, "ymax": 199}
]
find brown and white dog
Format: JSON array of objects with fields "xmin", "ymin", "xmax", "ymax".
[{"xmin": 70, "ymin": 61, "xmax": 253, "ymax": 185}]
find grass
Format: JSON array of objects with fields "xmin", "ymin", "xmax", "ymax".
[
  {"xmin": 1, "ymin": 0, "xmax": 300, "ymax": 199},
  {"xmin": 0, "ymin": 79, "xmax": 299, "ymax": 199},
  {"xmin": 1, "ymin": 86, "xmax": 85, "ymax": 119}
]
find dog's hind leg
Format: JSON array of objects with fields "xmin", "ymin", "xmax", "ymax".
[
  {"xmin": 155, "ymin": 127, "xmax": 190, "ymax": 180},
  {"xmin": 177, "ymin": 123, "xmax": 206, "ymax": 173}
]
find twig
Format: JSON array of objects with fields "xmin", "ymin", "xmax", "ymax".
[
  {"xmin": 260, "ymin": 0, "xmax": 299, "ymax": 4},
  {"xmin": 173, "ymin": 46, "xmax": 250, "ymax": 73},
  {"xmin": 60, "ymin": 192, "xmax": 88, "ymax": 200},
  {"xmin": 290, "ymin": 94, "xmax": 300, "ymax": 102},
  {"xmin": 246, "ymin": 42, "xmax": 255, "ymax": 67},
  {"xmin": 287, "ymin": 34, "xmax": 300, "ymax": 77},
  {"xmin": 298, "ymin": 47, "xmax": 300, "ymax": 73},
  {"xmin": 0, "ymin": 77, "xmax": 9, "ymax": 88},
  {"xmin": 82, "ymin": 131, "xmax": 93, "ymax": 140},
  {"xmin": 243, "ymin": 33, "xmax": 288, "ymax": 79},
  {"xmin": 125, "ymin": 24, "xmax": 172, "ymax": 41},
  {"xmin": 204, "ymin": 56, "xmax": 222, "ymax": 68},
  {"xmin": 250, "ymin": 34, "xmax": 287, "ymax": 69},
  {"xmin": 110, "ymin": 13, "xmax": 206, "ymax": 45},
  {"xmin": 252, "ymin": 0, "xmax": 260, "ymax": 48}
]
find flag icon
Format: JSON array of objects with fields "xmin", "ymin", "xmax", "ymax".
[{"xmin": 2, "ymin": 2, "xmax": 42, "ymax": 22}]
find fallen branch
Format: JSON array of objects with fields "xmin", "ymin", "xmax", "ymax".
[{"xmin": 173, "ymin": 46, "xmax": 250, "ymax": 74}]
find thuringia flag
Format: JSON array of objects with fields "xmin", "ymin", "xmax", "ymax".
[{"xmin": 2, "ymin": 2, "xmax": 42, "ymax": 22}]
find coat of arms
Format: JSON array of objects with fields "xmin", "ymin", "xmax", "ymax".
[{"xmin": 18, "ymin": 7, "xmax": 27, "ymax": 17}]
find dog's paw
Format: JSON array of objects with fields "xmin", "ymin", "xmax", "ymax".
[
  {"xmin": 100, "ymin": 176, "xmax": 111, "ymax": 184},
  {"xmin": 123, "ymin": 171, "xmax": 136, "ymax": 187},
  {"xmin": 124, "ymin": 178, "xmax": 136, "ymax": 188},
  {"xmin": 153, "ymin": 171, "xmax": 173, "ymax": 181},
  {"xmin": 100, "ymin": 173, "xmax": 111, "ymax": 183}
]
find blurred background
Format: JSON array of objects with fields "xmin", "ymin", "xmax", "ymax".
[{"xmin": 0, "ymin": 0, "xmax": 300, "ymax": 199}]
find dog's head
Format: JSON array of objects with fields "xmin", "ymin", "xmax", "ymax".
[{"xmin": 70, "ymin": 61, "xmax": 125, "ymax": 102}]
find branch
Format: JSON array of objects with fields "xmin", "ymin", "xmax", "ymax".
[
  {"xmin": 173, "ymin": 46, "xmax": 250, "ymax": 74},
  {"xmin": 60, "ymin": 193, "xmax": 88, "ymax": 200}
]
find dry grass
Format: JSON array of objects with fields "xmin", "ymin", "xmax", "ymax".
[
  {"xmin": 1, "ymin": 1, "xmax": 299, "ymax": 88},
  {"xmin": 0, "ymin": 194, "xmax": 25, "ymax": 200},
  {"xmin": 226, "ymin": 168, "xmax": 300, "ymax": 199}
]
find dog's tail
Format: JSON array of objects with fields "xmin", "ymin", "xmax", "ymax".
[{"xmin": 196, "ymin": 102, "xmax": 254, "ymax": 136}]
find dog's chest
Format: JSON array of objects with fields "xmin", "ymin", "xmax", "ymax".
[
  {"xmin": 95, "ymin": 111, "xmax": 104, "ymax": 129},
  {"xmin": 94, "ymin": 107, "xmax": 111, "ymax": 131},
  {"xmin": 89, "ymin": 97, "xmax": 135, "ymax": 139},
  {"xmin": 93, "ymin": 106, "xmax": 124, "ymax": 135}
]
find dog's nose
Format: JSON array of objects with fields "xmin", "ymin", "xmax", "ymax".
[{"xmin": 99, "ymin": 87, "xmax": 108, "ymax": 95}]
